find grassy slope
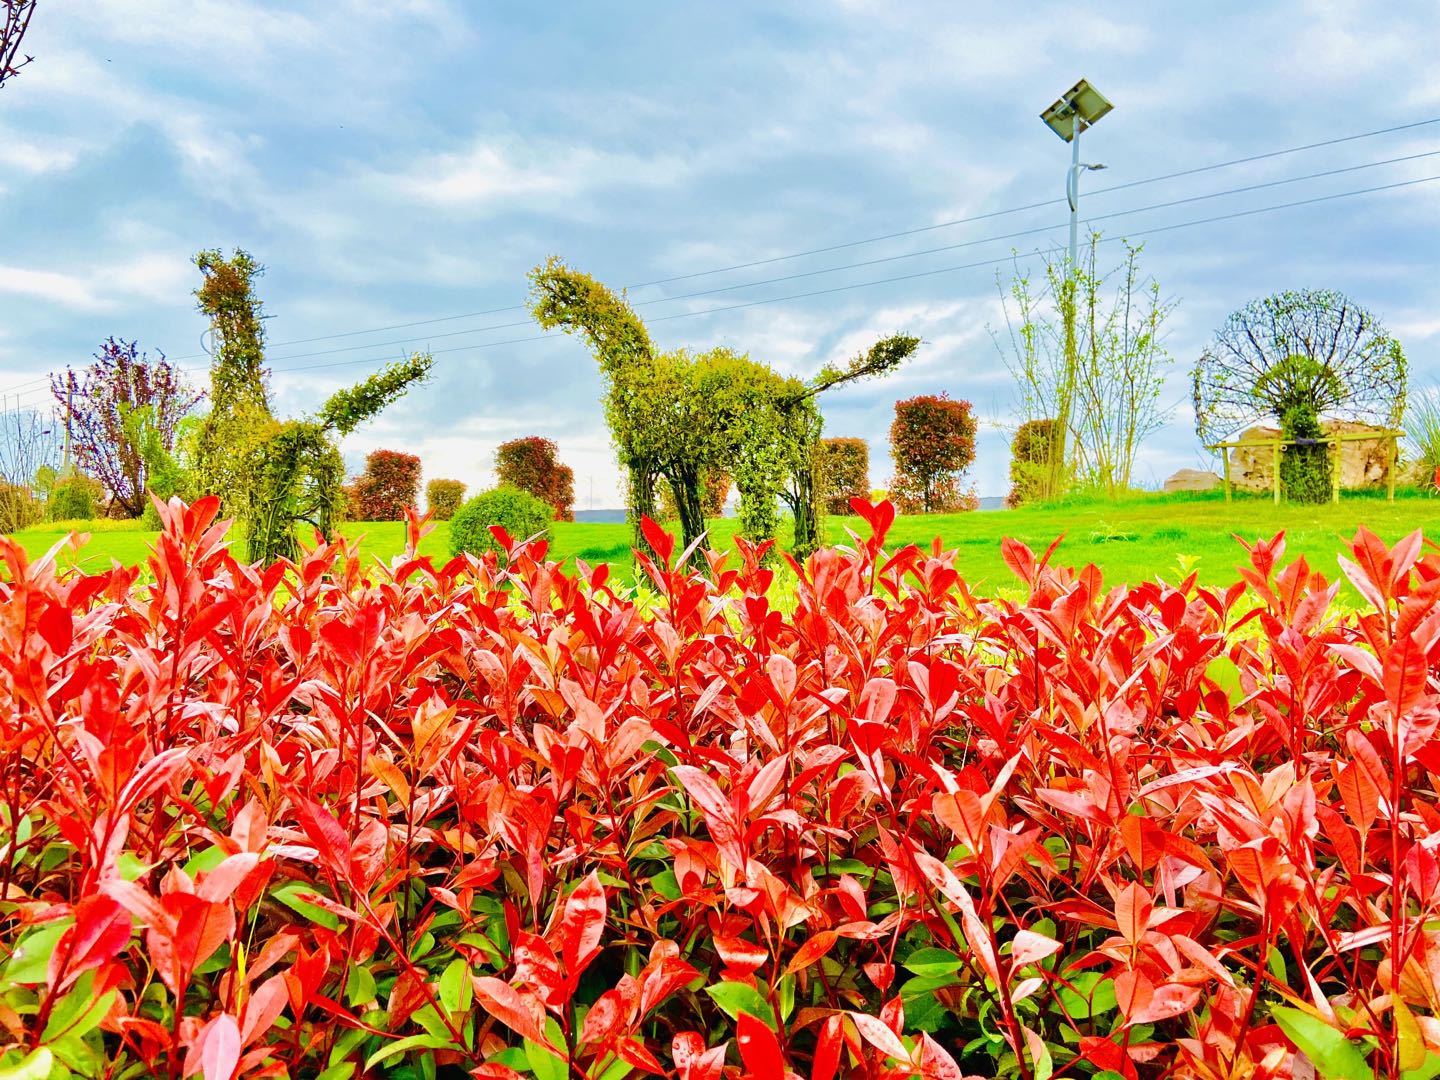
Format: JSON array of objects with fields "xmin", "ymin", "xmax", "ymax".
[{"xmin": 12, "ymin": 489, "xmax": 1440, "ymax": 592}]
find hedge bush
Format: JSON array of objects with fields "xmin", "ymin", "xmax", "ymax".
[
  {"xmin": 425, "ymin": 477, "xmax": 466, "ymax": 521},
  {"xmin": 350, "ymin": 448, "xmax": 421, "ymax": 520},
  {"xmin": 47, "ymin": 474, "xmax": 101, "ymax": 522},
  {"xmin": 817, "ymin": 437, "xmax": 869, "ymax": 515},
  {"xmin": 1008, "ymin": 418, "xmax": 1057, "ymax": 507},
  {"xmin": 1, "ymin": 500, "xmax": 1439, "ymax": 1077},
  {"xmin": 495, "ymin": 436, "xmax": 574, "ymax": 521},
  {"xmin": 449, "ymin": 484, "xmax": 552, "ymax": 558},
  {"xmin": 0, "ymin": 482, "xmax": 41, "ymax": 533}
]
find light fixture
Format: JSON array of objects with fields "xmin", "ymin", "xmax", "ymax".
[{"xmin": 1040, "ymin": 78, "xmax": 1114, "ymax": 143}]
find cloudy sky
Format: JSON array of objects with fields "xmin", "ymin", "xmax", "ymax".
[{"xmin": 2, "ymin": 0, "xmax": 1438, "ymax": 505}]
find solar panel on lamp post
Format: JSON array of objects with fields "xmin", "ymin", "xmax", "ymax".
[{"xmin": 1039, "ymin": 79, "xmax": 1113, "ymax": 498}]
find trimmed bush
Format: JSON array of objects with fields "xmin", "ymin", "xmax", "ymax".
[
  {"xmin": 1008, "ymin": 418, "xmax": 1057, "ymax": 507},
  {"xmin": 889, "ymin": 393, "xmax": 977, "ymax": 513},
  {"xmin": 817, "ymin": 437, "xmax": 869, "ymax": 514},
  {"xmin": 350, "ymin": 449, "xmax": 421, "ymax": 520},
  {"xmin": 48, "ymin": 474, "xmax": 101, "ymax": 521},
  {"xmin": 495, "ymin": 436, "xmax": 575, "ymax": 521},
  {"xmin": 425, "ymin": 477, "xmax": 466, "ymax": 520},
  {"xmin": 450, "ymin": 485, "xmax": 552, "ymax": 558}
]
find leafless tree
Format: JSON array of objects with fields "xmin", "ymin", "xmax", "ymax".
[
  {"xmin": 0, "ymin": 405, "xmax": 61, "ymax": 531},
  {"xmin": 1, "ymin": 1, "xmax": 38, "ymax": 91}
]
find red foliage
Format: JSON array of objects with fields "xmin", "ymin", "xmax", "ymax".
[
  {"xmin": 889, "ymin": 393, "xmax": 977, "ymax": 513},
  {"xmin": 349, "ymin": 448, "xmax": 420, "ymax": 520},
  {"xmin": 2, "ymin": 498, "xmax": 1440, "ymax": 1076},
  {"xmin": 818, "ymin": 437, "xmax": 869, "ymax": 515},
  {"xmin": 495, "ymin": 436, "xmax": 574, "ymax": 521}
]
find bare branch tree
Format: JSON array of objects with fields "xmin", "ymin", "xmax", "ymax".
[
  {"xmin": 1, "ymin": 1, "xmax": 38, "ymax": 91},
  {"xmin": 0, "ymin": 405, "xmax": 61, "ymax": 531}
]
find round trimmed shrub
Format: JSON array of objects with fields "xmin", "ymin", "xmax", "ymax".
[
  {"xmin": 48, "ymin": 475, "xmax": 100, "ymax": 522},
  {"xmin": 426, "ymin": 478, "xmax": 466, "ymax": 521},
  {"xmin": 449, "ymin": 485, "xmax": 552, "ymax": 558}
]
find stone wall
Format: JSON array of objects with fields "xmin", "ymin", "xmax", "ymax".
[{"xmin": 1226, "ymin": 421, "xmax": 1395, "ymax": 492}]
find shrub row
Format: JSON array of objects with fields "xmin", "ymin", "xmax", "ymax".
[{"xmin": 0, "ymin": 499, "xmax": 1438, "ymax": 1078}]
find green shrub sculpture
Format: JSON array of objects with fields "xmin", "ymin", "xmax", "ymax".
[
  {"xmin": 528, "ymin": 257, "xmax": 917, "ymax": 561},
  {"xmin": 1193, "ymin": 289, "xmax": 1406, "ymax": 504},
  {"xmin": 449, "ymin": 485, "xmax": 553, "ymax": 559}
]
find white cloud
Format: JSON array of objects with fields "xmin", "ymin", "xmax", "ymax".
[
  {"xmin": 0, "ymin": 134, "xmax": 79, "ymax": 174},
  {"xmin": 391, "ymin": 137, "xmax": 693, "ymax": 212}
]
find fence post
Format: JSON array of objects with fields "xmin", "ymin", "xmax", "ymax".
[
  {"xmin": 1331, "ymin": 436, "xmax": 1341, "ymax": 504},
  {"xmin": 1272, "ymin": 437, "xmax": 1281, "ymax": 504},
  {"xmin": 1387, "ymin": 433, "xmax": 1397, "ymax": 502},
  {"xmin": 1220, "ymin": 444, "xmax": 1232, "ymax": 502}
]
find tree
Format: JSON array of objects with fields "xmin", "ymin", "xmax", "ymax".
[
  {"xmin": 1006, "ymin": 418, "xmax": 1056, "ymax": 508},
  {"xmin": 816, "ymin": 438, "xmax": 869, "ymax": 515},
  {"xmin": 529, "ymin": 257, "xmax": 917, "ymax": 561},
  {"xmin": 1, "ymin": 1, "xmax": 37, "ymax": 91},
  {"xmin": 190, "ymin": 248, "xmax": 432, "ymax": 562},
  {"xmin": 889, "ymin": 394, "xmax": 977, "ymax": 514},
  {"xmin": 426, "ymin": 478, "xmax": 466, "ymax": 521},
  {"xmin": 993, "ymin": 236, "xmax": 1173, "ymax": 497},
  {"xmin": 50, "ymin": 338, "xmax": 203, "ymax": 517},
  {"xmin": 0, "ymin": 406, "xmax": 57, "ymax": 531},
  {"xmin": 1193, "ymin": 289, "xmax": 1406, "ymax": 503},
  {"xmin": 351, "ymin": 449, "xmax": 422, "ymax": 520},
  {"xmin": 495, "ymin": 436, "xmax": 575, "ymax": 521},
  {"xmin": 660, "ymin": 470, "xmax": 729, "ymax": 522}
]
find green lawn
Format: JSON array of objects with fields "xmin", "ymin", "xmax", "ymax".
[{"xmin": 11, "ymin": 488, "xmax": 1440, "ymax": 593}]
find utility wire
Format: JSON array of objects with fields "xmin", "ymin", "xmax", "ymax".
[
  {"xmin": 141, "ymin": 113, "xmax": 1440, "ymax": 360},
  {"xmin": 3, "ymin": 126, "xmax": 1438, "ymax": 402},
  {"xmin": 160, "ymin": 147, "xmax": 1440, "ymax": 370},
  {"xmin": 247, "ymin": 170, "xmax": 1440, "ymax": 379}
]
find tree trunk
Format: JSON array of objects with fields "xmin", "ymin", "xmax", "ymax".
[
  {"xmin": 668, "ymin": 462, "xmax": 710, "ymax": 566},
  {"xmin": 627, "ymin": 463, "xmax": 660, "ymax": 559}
]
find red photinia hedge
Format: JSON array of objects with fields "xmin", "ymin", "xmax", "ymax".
[
  {"xmin": 889, "ymin": 394, "xmax": 977, "ymax": 514},
  {"xmin": 496, "ymin": 436, "xmax": 575, "ymax": 522},
  {"xmin": 350, "ymin": 448, "xmax": 421, "ymax": 520},
  {"xmin": 1, "ymin": 497, "xmax": 1440, "ymax": 1078},
  {"xmin": 818, "ymin": 437, "xmax": 869, "ymax": 516}
]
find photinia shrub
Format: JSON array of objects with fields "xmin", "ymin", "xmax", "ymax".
[
  {"xmin": 495, "ymin": 436, "xmax": 575, "ymax": 522},
  {"xmin": 425, "ymin": 477, "xmax": 466, "ymax": 521},
  {"xmin": 1, "ymin": 496, "xmax": 1439, "ymax": 1079},
  {"xmin": 350, "ymin": 448, "xmax": 422, "ymax": 520}
]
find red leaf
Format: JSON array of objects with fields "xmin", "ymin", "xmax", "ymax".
[
  {"xmin": 812, "ymin": 1015, "xmax": 843, "ymax": 1080},
  {"xmin": 1114, "ymin": 882, "xmax": 1152, "ymax": 948},
  {"xmin": 785, "ymin": 930, "xmax": 838, "ymax": 975},
  {"xmin": 579, "ymin": 989, "xmax": 624, "ymax": 1046},
  {"xmin": 1009, "ymin": 929, "xmax": 1062, "ymax": 969},
  {"xmin": 1127, "ymin": 982, "xmax": 1200, "ymax": 1026},
  {"xmin": 672, "ymin": 765, "xmax": 747, "ymax": 872},
  {"xmin": 640, "ymin": 957, "xmax": 699, "ymax": 1016},
  {"xmin": 674, "ymin": 1032, "xmax": 728, "ymax": 1080},
  {"xmin": 200, "ymin": 1013, "xmax": 240, "ymax": 1080},
  {"xmin": 471, "ymin": 977, "xmax": 548, "ymax": 1046},
  {"xmin": 640, "ymin": 515, "xmax": 675, "ymax": 566},
  {"xmin": 50, "ymin": 894, "xmax": 131, "ymax": 989},
  {"xmin": 849, "ymin": 1012, "xmax": 910, "ymax": 1062},
  {"xmin": 715, "ymin": 934, "xmax": 768, "ymax": 975},
  {"xmin": 558, "ymin": 872, "xmax": 607, "ymax": 979},
  {"xmin": 290, "ymin": 796, "xmax": 351, "ymax": 882},
  {"xmin": 737, "ymin": 1011, "xmax": 786, "ymax": 1080}
]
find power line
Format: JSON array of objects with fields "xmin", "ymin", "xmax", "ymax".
[
  {"xmin": 144, "ymin": 113, "xmax": 1440, "ymax": 361},
  {"xmin": 214, "ymin": 147, "xmax": 1440, "ymax": 369},
  {"xmin": 250, "ymin": 170, "xmax": 1440, "ymax": 380},
  {"xmin": 3, "ymin": 119, "xmax": 1438, "ymax": 400}
]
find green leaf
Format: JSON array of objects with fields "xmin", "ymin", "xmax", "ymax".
[
  {"xmin": 1402, "ymin": 1053, "xmax": 1440, "ymax": 1080},
  {"xmin": 649, "ymin": 870, "xmax": 681, "ymax": 901},
  {"xmin": 42, "ymin": 982, "xmax": 115, "ymax": 1043},
  {"xmin": 1055, "ymin": 972, "xmax": 1117, "ymax": 1019},
  {"xmin": 704, "ymin": 981, "xmax": 776, "ymax": 1028},
  {"xmin": 1272, "ymin": 1006, "xmax": 1372, "ymax": 1080},
  {"xmin": 438, "ymin": 958, "xmax": 470, "ymax": 1015},
  {"xmin": 363, "ymin": 1033, "xmax": 453, "ymax": 1071},
  {"xmin": 901, "ymin": 973, "xmax": 964, "ymax": 998},
  {"xmin": 314, "ymin": 1066, "xmax": 355, "ymax": 1080},
  {"xmin": 345, "ymin": 963, "xmax": 376, "ymax": 1007},
  {"xmin": 270, "ymin": 882, "xmax": 342, "ymax": 931},
  {"xmin": 4, "ymin": 921, "xmax": 70, "ymax": 985},
  {"xmin": 902, "ymin": 947, "xmax": 964, "ymax": 978},
  {"xmin": 0, "ymin": 1048, "xmax": 53, "ymax": 1080},
  {"xmin": 1031, "ymin": 1036, "xmax": 1054, "ymax": 1080},
  {"xmin": 411, "ymin": 1004, "xmax": 451, "ymax": 1043},
  {"xmin": 524, "ymin": 1038, "xmax": 567, "ymax": 1080}
]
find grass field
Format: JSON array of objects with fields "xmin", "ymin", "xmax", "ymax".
[{"xmin": 11, "ymin": 488, "xmax": 1440, "ymax": 593}]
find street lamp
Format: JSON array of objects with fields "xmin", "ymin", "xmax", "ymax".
[{"xmin": 1039, "ymin": 78, "xmax": 1113, "ymax": 498}]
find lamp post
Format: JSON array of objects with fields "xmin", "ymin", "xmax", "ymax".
[{"xmin": 1040, "ymin": 79, "xmax": 1113, "ymax": 499}]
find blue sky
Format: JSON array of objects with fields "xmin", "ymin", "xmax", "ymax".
[{"xmin": 2, "ymin": 0, "xmax": 1438, "ymax": 505}]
